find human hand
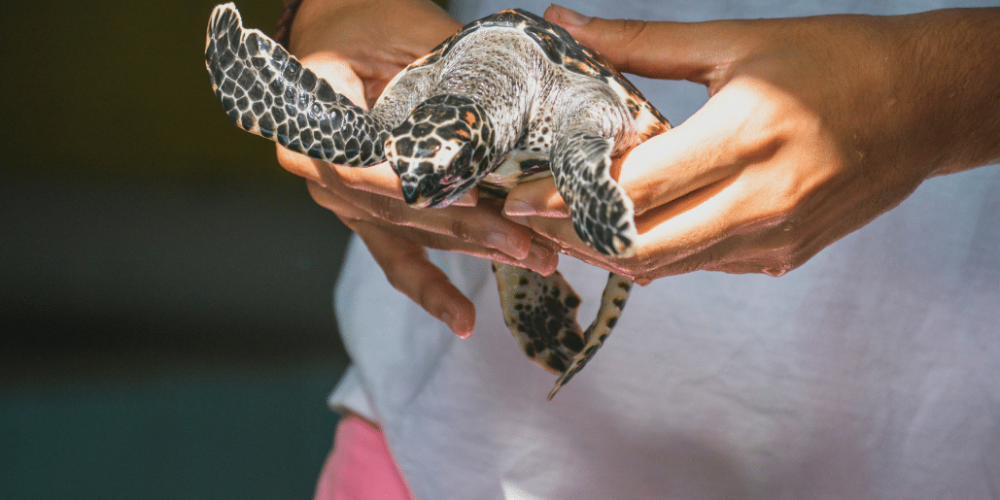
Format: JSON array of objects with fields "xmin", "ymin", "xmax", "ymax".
[
  {"xmin": 504, "ymin": 5, "xmax": 1000, "ymax": 282},
  {"xmin": 278, "ymin": 0, "xmax": 558, "ymax": 336}
]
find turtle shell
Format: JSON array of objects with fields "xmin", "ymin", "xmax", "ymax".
[{"xmin": 409, "ymin": 9, "xmax": 668, "ymax": 127}]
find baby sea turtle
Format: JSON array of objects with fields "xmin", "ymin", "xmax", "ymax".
[{"xmin": 205, "ymin": 3, "xmax": 670, "ymax": 399}]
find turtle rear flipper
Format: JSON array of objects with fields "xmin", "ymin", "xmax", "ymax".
[
  {"xmin": 493, "ymin": 263, "xmax": 633, "ymax": 400},
  {"xmin": 205, "ymin": 3, "xmax": 387, "ymax": 166},
  {"xmin": 548, "ymin": 273, "xmax": 631, "ymax": 400},
  {"xmin": 493, "ymin": 263, "xmax": 587, "ymax": 376}
]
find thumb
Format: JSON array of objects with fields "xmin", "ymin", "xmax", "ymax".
[{"xmin": 544, "ymin": 4, "xmax": 745, "ymax": 85}]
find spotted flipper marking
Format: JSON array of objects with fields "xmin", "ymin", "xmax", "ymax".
[
  {"xmin": 205, "ymin": 3, "xmax": 388, "ymax": 166},
  {"xmin": 494, "ymin": 262, "xmax": 634, "ymax": 400},
  {"xmin": 206, "ymin": 4, "xmax": 668, "ymax": 400},
  {"xmin": 551, "ymin": 130, "xmax": 637, "ymax": 258},
  {"xmin": 547, "ymin": 273, "xmax": 632, "ymax": 400},
  {"xmin": 492, "ymin": 262, "xmax": 587, "ymax": 375}
]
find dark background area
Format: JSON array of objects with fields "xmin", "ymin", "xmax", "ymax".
[{"xmin": 1, "ymin": 1, "xmax": 363, "ymax": 498}]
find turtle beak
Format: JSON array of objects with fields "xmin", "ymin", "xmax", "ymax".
[
  {"xmin": 399, "ymin": 169, "xmax": 464, "ymax": 208},
  {"xmin": 394, "ymin": 138, "xmax": 473, "ymax": 208},
  {"xmin": 386, "ymin": 94, "xmax": 496, "ymax": 208},
  {"xmin": 401, "ymin": 183, "xmax": 420, "ymax": 205}
]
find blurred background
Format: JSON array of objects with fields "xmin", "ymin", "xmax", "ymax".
[{"xmin": 1, "ymin": 1, "xmax": 367, "ymax": 498}]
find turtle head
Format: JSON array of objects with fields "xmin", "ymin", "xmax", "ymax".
[{"xmin": 387, "ymin": 94, "xmax": 496, "ymax": 208}]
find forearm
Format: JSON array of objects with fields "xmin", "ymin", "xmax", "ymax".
[{"xmin": 899, "ymin": 8, "xmax": 1000, "ymax": 175}]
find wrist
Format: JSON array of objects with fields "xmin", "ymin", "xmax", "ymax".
[
  {"xmin": 275, "ymin": 0, "xmax": 305, "ymax": 48},
  {"xmin": 288, "ymin": 0, "xmax": 370, "ymax": 54},
  {"xmin": 289, "ymin": 0, "xmax": 458, "ymax": 56},
  {"xmin": 895, "ymin": 8, "xmax": 1000, "ymax": 175}
]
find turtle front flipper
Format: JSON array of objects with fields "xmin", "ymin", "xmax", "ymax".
[
  {"xmin": 205, "ymin": 3, "xmax": 388, "ymax": 166},
  {"xmin": 550, "ymin": 105, "xmax": 638, "ymax": 258}
]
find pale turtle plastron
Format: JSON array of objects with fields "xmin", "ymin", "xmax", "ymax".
[{"xmin": 205, "ymin": 4, "xmax": 670, "ymax": 399}]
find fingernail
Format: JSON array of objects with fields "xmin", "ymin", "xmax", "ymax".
[
  {"xmin": 527, "ymin": 243, "xmax": 557, "ymax": 276},
  {"xmin": 505, "ymin": 200, "xmax": 537, "ymax": 217},
  {"xmin": 440, "ymin": 310, "xmax": 467, "ymax": 338},
  {"xmin": 505, "ymin": 214, "xmax": 530, "ymax": 227},
  {"xmin": 454, "ymin": 192, "xmax": 477, "ymax": 207},
  {"xmin": 487, "ymin": 232, "xmax": 528, "ymax": 259},
  {"xmin": 550, "ymin": 4, "xmax": 590, "ymax": 25},
  {"xmin": 530, "ymin": 243, "xmax": 551, "ymax": 261}
]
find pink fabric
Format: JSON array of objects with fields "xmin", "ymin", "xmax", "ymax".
[{"xmin": 314, "ymin": 414, "xmax": 414, "ymax": 500}]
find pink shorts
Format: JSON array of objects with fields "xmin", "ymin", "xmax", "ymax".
[{"xmin": 313, "ymin": 414, "xmax": 414, "ymax": 500}]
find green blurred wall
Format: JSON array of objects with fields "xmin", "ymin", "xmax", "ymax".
[
  {"xmin": 0, "ymin": 1, "xmax": 368, "ymax": 498},
  {"xmin": 1, "ymin": 0, "xmax": 282, "ymax": 179}
]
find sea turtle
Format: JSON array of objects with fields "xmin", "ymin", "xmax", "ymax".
[{"xmin": 205, "ymin": 3, "xmax": 670, "ymax": 399}]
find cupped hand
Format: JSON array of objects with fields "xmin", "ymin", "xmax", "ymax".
[
  {"xmin": 504, "ymin": 5, "xmax": 1000, "ymax": 282},
  {"xmin": 278, "ymin": 0, "xmax": 557, "ymax": 336}
]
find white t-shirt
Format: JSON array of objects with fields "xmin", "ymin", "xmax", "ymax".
[{"xmin": 330, "ymin": 1, "xmax": 1000, "ymax": 498}]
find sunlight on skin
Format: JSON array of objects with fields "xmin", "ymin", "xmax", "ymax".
[
  {"xmin": 499, "ymin": 5, "xmax": 1000, "ymax": 283},
  {"xmin": 275, "ymin": 0, "xmax": 1000, "ymax": 334}
]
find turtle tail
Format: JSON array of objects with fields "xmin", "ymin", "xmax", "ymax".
[{"xmin": 205, "ymin": 3, "xmax": 388, "ymax": 166}]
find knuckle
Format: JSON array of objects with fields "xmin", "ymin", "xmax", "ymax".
[
  {"xmin": 369, "ymin": 193, "xmax": 407, "ymax": 224},
  {"xmin": 754, "ymin": 232, "xmax": 814, "ymax": 277},
  {"xmin": 734, "ymin": 104, "xmax": 788, "ymax": 160},
  {"xmin": 617, "ymin": 19, "xmax": 649, "ymax": 68},
  {"xmin": 619, "ymin": 19, "xmax": 649, "ymax": 49},
  {"xmin": 381, "ymin": 261, "xmax": 407, "ymax": 292},
  {"xmin": 386, "ymin": 274, "xmax": 412, "ymax": 297},
  {"xmin": 275, "ymin": 144, "xmax": 295, "ymax": 166},
  {"xmin": 416, "ymin": 278, "xmax": 446, "ymax": 310},
  {"xmin": 337, "ymin": 169, "xmax": 364, "ymax": 190},
  {"xmin": 306, "ymin": 181, "xmax": 324, "ymax": 201},
  {"xmin": 380, "ymin": 251, "xmax": 422, "ymax": 295},
  {"xmin": 306, "ymin": 183, "xmax": 336, "ymax": 210},
  {"xmin": 449, "ymin": 219, "xmax": 474, "ymax": 242}
]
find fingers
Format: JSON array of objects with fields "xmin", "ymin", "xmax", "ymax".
[
  {"xmin": 544, "ymin": 4, "xmax": 749, "ymax": 84},
  {"xmin": 509, "ymin": 175, "xmax": 780, "ymax": 281},
  {"xmin": 278, "ymin": 147, "xmax": 479, "ymax": 209},
  {"xmin": 371, "ymin": 216, "xmax": 559, "ymax": 275},
  {"xmin": 499, "ymin": 90, "xmax": 761, "ymax": 221},
  {"xmin": 307, "ymin": 181, "xmax": 558, "ymax": 274},
  {"xmin": 352, "ymin": 220, "xmax": 476, "ymax": 337},
  {"xmin": 276, "ymin": 145, "xmax": 403, "ymax": 197},
  {"xmin": 628, "ymin": 75, "xmax": 792, "ymax": 213},
  {"xmin": 276, "ymin": 144, "xmax": 336, "ymax": 187},
  {"xmin": 335, "ymin": 161, "xmax": 479, "ymax": 207},
  {"xmin": 502, "ymin": 177, "xmax": 569, "ymax": 217},
  {"xmin": 499, "ymin": 104, "xmax": 750, "ymax": 221}
]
